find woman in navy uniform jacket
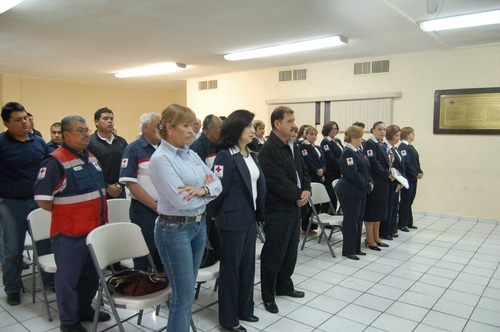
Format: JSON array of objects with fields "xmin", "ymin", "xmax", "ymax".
[
  {"xmin": 321, "ymin": 121, "xmax": 343, "ymax": 213},
  {"xmin": 398, "ymin": 126, "xmax": 423, "ymax": 231},
  {"xmin": 208, "ymin": 110, "xmax": 266, "ymax": 332},
  {"xmin": 299, "ymin": 126, "xmax": 325, "ymax": 234},
  {"xmin": 381, "ymin": 125, "xmax": 406, "ymax": 240},
  {"xmin": 335, "ymin": 126, "xmax": 373, "ymax": 260},
  {"xmin": 363, "ymin": 121, "xmax": 392, "ymax": 251}
]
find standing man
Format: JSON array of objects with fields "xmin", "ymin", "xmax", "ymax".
[
  {"xmin": 0, "ymin": 102, "xmax": 48, "ymax": 306},
  {"xmin": 258, "ymin": 106, "xmax": 311, "ymax": 314},
  {"xmin": 34, "ymin": 115, "xmax": 110, "ymax": 332},
  {"xmin": 190, "ymin": 114, "xmax": 223, "ymax": 257},
  {"xmin": 47, "ymin": 122, "xmax": 63, "ymax": 153},
  {"xmin": 87, "ymin": 107, "xmax": 128, "ymax": 199},
  {"xmin": 119, "ymin": 113, "xmax": 163, "ymax": 272},
  {"xmin": 188, "ymin": 117, "xmax": 202, "ymax": 146},
  {"xmin": 27, "ymin": 112, "xmax": 43, "ymax": 137}
]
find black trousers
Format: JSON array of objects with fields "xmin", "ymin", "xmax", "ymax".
[
  {"xmin": 218, "ymin": 224, "xmax": 256, "ymax": 328},
  {"xmin": 260, "ymin": 209, "xmax": 300, "ymax": 303},
  {"xmin": 399, "ymin": 180, "xmax": 417, "ymax": 228},
  {"xmin": 380, "ymin": 182, "xmax": 399, "ymax": 237},
  {"xmin": 338, "ymin": 194, "xmax": 365, "ymax": 256}
]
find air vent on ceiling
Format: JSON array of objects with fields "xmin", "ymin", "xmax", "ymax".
[
  {"xmin": 198, "ymin": 80, "xmax": 218, "ymax": 90},
  {"xmin": 354, "ymin": 60, "xmax": 389, "ymax": 75},
  {"xmin": 279, "ymin": 69, "xmax": 307, "ymax": 82}
]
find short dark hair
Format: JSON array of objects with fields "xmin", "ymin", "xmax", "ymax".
[
  {"xmin": 94, "ymin": 107, "xmax": 113, "ymax": 121},
  {"xmin": 370, "ymin": 121, "xmax": 385, "ymax": 133},
  {"xmin": 215, "ymin": 109, "xmax": 257, "ymax": 152},
  {"xmin": 202, "ymin": 114, "xmax": 216, "ymax": 133},
  {"xmin": 51, "ymin": 122, "xmax": 62, "ymax": 129},
  {"xmin": 352, "ymin": 121, "xmax": 365, "ymax": 129},
  {"xmin": 321, "ymin": 121, "xmax": 339, "ymax": 136},
  {"xmin": 1, "ymin": 102, "xmax": 26, "ymax": 122},
  {"xmin": 271, "ymin": 106, "xmax": 294, "ymax": 130},
  {"xmin": 26, "ymin": 112, "xmax": 33, "ymax": 117}
]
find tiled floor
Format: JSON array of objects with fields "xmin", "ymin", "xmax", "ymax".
[{"xmin": 1, "ymin": 211, "xmax": 499, "ymax": 332}]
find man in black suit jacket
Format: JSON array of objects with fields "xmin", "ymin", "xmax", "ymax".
[{"xmin": 258, "ymin": 106, "xmax": 311, "ymax": 314}]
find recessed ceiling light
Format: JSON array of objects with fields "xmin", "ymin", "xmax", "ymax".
[
  {"xmin": 420, "ymin": 9, "xmax": 500, "ymax": 31},
  {"xmin": 0, "ymin": 0, "xmax": 25, "ymax": 14},
  {"xmin": 115, "ymin": 62, "xmax": 187, "ymax": 78},
  {"xmin": 224, "ymin": 35, "xmax": 348, "ymax": 61}
]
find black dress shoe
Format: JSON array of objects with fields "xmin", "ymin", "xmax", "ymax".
[
  {"xmin": 224, "ymin": 325, "xmax": 247, "ymax": 332},
  {"xmin": 6, "ymin": 293, "xmax": 21, "ymax": 306},
  {"xmin": 367, "ymin": 244, "xmax": 381, "ymax": 251},
  {"xmin": 376, "ymin": 241, "xmax": 389, "ymax": 247},
  {"xmin": 346, "ymin": 254, "xmax": 359, "ymax": 260},
  {"xmin": 276, "ymin": 290, "xmax": 305, "ymax": 298},
  {"xmin": 60, "ymin": 323, "xmax": 87, "ymax": 332},
  {"xmin": 239, "ymin": 315, "xmax": 259, "ymax": 323},
  {"xmin": 79, "ymin": 310, "xmax": 111, "ymax": 322},
  {"xmin": 391, "ymin": 233, "xmax": 399, "ymax": 238},
  {"xmin": 356, "ymin": 251, "xmax": 366, "ymax": 256},
  {"xmin": 382, "ymin": 236, "xmax": 393, "ymax": 240},
  {"xmin": 408, "ymin": 225, "xmax": 418, "ymax": 229},
  {"xmin": 264, "ymin": 301, "xmax": 279, "ymax": 314},
  {"xmin": 400, "ymin": 226, "xmax": 409, "ymax": 232}
]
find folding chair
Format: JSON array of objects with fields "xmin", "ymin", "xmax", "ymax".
[
  {"xmin": 106, "ymin": 198, "xmax": 131, "ymax": 223},
  {"xmin": 86, "ymin": 222, "xmax": 171, "ymax": 332},
  {"xmin": 300, "ymin": 182, "xmax": 343, "ymax": 257},
  {"xmin": 27, "ymin": 208, "xmax": 57, "ymax": 321}
]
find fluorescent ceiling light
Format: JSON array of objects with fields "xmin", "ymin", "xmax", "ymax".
[
  {"xmin": 224, "ymin": 35, "xmax": 348, "ymax": 61},
  {"xmin": 115, "ymin": 62, "xmax": 186, "ymax": 78},
  {"xmin": 0, "ymin": 0, "xmax": 25, "ymax": 14},
  {"xmin": 420, "ymin": 9, "xmax": 500, "ymax": 31}
]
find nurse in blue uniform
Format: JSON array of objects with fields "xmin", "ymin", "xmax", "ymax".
[
  {"xmin": 363, "ymin": 121, "xmax": 392, "ymax": 251},
  {"xmin": 209, "ymin": 110, "xmax": 266, "ymax": 332},
  {"xmin": 320, "ymin": 121, "xmax": 343, "ymax": 213},
  {"xmin": 335, "ymin": 126, "xmax": 373, "ymax": 260},
  {"xmin": 300, "ymin": 126, "xmax": 325, "ymax": 234}
]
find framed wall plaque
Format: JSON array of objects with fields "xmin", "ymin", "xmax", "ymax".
[{"xmin": 433, "ymin": 87, "xmax": 500, "ymax": 135}]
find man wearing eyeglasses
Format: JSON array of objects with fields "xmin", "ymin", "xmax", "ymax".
[
  {"xmin": 87, "ymin": 107, "xmax": 128, "ymax": 200},
  {"xmin": 34, "ymin": 115, "xmax": 111, "ymax": 332}
]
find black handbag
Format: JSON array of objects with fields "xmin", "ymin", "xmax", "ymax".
[{"xmin": 107, "ymin": 270, "xmax": 169, "ymax": 296}]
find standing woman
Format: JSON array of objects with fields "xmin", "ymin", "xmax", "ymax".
[
  {"xmin": 209, "ymin": 110, "xmax": 266, "ymax": 332},
  {"xmin": 336, "ymin": 126, "xmax": 373, "ymax": 260},
  {"xmin": 300, "ymin": 126, "xmax": 325, "ymax": 235},
  {"xmin": 381, "ymin": 125, "xmax": 405, "ymax": 240},
  {"xmin": 149, "ymin": 104, "xmax": 222, "ymax": 332},
  {"xmin": 398, "ymin": 127, "xmax": 423, "ymax": 231},
  {"xmin": 321, "ymin": 121, "xmax": 343, "ymax": 214},
  {"xmin": 363, "ymin": 121, "xmax": 392, "ymax": 250},
  {"xmin": 253, "ymin": 119, "xmax": 267, "ymax": 152}
]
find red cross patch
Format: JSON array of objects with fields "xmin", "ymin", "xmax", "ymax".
[
  {"xmin": 93, "ymin": 162, "xmax": 102, "ymax": 171},
  {"xmin": 346, "ymin": 157, "xmax": 354, "ymax": 166},
  {"xmin": 214, "ymin": 165, "xmax": 224, "ymax": 178},
  {"xmin": 38, "ymin": 167, "xmax": 47, "ymax": 179},
  {"xmin": 401, "ymin": 150, "xmax": 407, "ymax": 156},
  {"xmin": 121, "ymin": 158, "xmax": 128, "ymax": 168},
  {"xmin": 367, "ymin": 149, "xmax": 373, "ymax": 157},
  {"xmin": 301, "ymin": 149, "xmax": 308, "ymax": 156},
  {"xmin": 323, "ymin": 145, "xmax": 329, "ymax": 151}
]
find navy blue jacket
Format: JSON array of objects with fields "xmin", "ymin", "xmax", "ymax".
[
  {"xmin": 321, "ymin": 137, "xmax": 342, "ymax": 179},
  {"xmin": 336, "ymin": 147, "xmax": 373, "ymax": 198},
  {"xmin": 208, "ymin": 148, "xmax": 266, "ymax": 231},
  {"xmin": 398, "ymin": 141, "xmax": 422, "ymax": 182},
  {"xmin": 300, "ymin": 141, "xmax": 326, "ymax": 183}
]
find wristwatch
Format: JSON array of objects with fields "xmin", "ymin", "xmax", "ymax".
[{"xmin": 203, "ymin": 186, "xmax": 210, "ymax": 196}]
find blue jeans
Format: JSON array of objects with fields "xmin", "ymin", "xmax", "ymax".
[
  {"xmin": 129, "ymin": 199, "xmax": 163, "ymax": 272},
  {"xmin": 0, "ymin": 198, "xmax": 38, "ymax": 294},
  {"xmin": 155, "ymin": 218, "xmax": 206, "ymax": 332}
]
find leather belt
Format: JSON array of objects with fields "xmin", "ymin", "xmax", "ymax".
[{"xmin": 158, "ymin": 213, "xmax": 206, "ymax": 223}]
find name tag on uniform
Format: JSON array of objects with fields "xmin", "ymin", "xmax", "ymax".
[
  {"xmin": 347, "ymin": 157, "xmax": 354, "ymax": 166},
  {"xmin": 73, "ymin": 166, "xmax": 83, "ymax": 171},
  {"xmin": 367, "ymin": 149, "xmax": 373, "ymax": 157}
]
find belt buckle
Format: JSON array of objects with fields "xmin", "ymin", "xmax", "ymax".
[{"xmin": 195, "ymin": 214, "xmax": 202, "ymax": 222}]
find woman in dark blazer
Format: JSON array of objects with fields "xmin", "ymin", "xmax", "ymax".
[
  {"xmin": 208, "ymin": 110, "xmax": 266, "ymax": 332},
  {"xmin": 300, "ymin": 126, "xmax": 326, "ymax": 234},
  {"xmin": 398, "ymin": 126, "xmax": 423, "ymax": 231},
  {"xmin": 381, "ymin": 125, "xmax": 406, "ymax": 240},
  {"xmin": 336, "ymin": 126, "xmax": 373, "ymax": 260},
  {"xmin": 363, "ymin": 121, "xmax": 392, "ymax": 251},
  {"xmin": 321, "ymin": 121, "xmax": 343, "ymax": 213}
]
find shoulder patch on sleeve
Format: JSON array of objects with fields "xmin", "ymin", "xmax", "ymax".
[
  {"xmin": 214, "ymin": 165, "xmax": 224, "ymax": 178},
  {"xmin": 401, "ymin": 150, "xmax": 407, "ymax": 156},
  {"xmin": 323, "ymin": 145, "xmax": 329, "ymax": 151},
  {"xmin": 301, "ymin": 149, "xmax": 308, "ymax": 156},
  {"xmin": 346, "ymin": 157, "xmax": 354, "ymax": 166},
  {"xmin": 367, "ymin": 149, "xmax": 373, "ymax": 157},
  {"xmin": 121, "ymin": 158, "xmax": 128, "ymax": 168},
  {"xmin": 93, "ymin": 162, "xmax": 102, "ymax": 171},
  {"xmin": 38, "ymin": 167, "xmax": 47, "ymax": 179}
]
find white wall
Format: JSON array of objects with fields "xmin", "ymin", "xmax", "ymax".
[{"xmin": 187, "ymin": 45, "xmax": 500, "ymax": 220}]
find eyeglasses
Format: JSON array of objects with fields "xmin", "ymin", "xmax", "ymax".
[{"xmin": 69, "ymin": 128, "xmax": 91, "ymax": 135}]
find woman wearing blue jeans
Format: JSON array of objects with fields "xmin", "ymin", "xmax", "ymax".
[{"xmin": 150, "ymin": 104, "xmax": 222, "ymax": 332}]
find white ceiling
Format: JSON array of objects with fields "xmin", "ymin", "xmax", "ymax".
[{"xmin": 1, "ymin": 0, "xmax": 499, "ymax": 90}]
